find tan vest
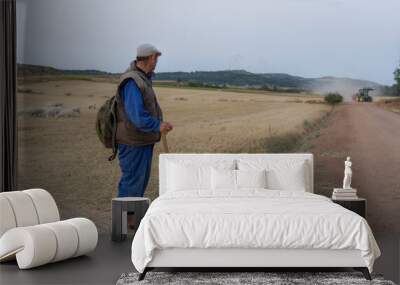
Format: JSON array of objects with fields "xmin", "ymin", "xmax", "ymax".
[{"xmin": 115, "ymin": 66, "xmax": 163, "ymax": 146}]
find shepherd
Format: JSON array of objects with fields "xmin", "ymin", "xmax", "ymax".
[{"xmin": 115, "ymin": 44, "xmax": 173, "ymax": 221}]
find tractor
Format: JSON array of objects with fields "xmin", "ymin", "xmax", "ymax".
[{"xmin": 355, "ymin": 88, "xmax": 374, "ymax": 102}]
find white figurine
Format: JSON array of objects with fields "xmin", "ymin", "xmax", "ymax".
[{"xmin": 342, "ymin": 156, "xmax": 352, "ymax": 189}]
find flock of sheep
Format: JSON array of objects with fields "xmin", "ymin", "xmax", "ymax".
[{"xmin": 18, "ymin": 103, "xmax": 81, "ymax": 118}]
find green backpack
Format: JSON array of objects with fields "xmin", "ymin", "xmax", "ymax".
[{"xmin": 95, "ymin": 95, "xmax": 118, "ymax": 161}]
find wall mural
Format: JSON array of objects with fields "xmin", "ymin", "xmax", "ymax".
[{"xmin": 15, "ymin": 0, "xmax": 400, "ymax": 235}]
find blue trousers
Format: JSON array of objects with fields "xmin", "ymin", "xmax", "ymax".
[{"xmin": 117, "ymin": 143, "xmax": 154, "ymax": 197}]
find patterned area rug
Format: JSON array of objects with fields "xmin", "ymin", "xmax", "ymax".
[{"xmin": 116, "ymin": 271, "xmax": 396, "ymax": 285}]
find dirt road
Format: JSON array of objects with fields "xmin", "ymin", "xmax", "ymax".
[{"xmin": 312, "ymin": 102, "xmax": 400, "ymax": 233}]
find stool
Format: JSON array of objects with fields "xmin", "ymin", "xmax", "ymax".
[{"xmin": 111, "ymin": 197, "xmax": 150, "ymax": 242}]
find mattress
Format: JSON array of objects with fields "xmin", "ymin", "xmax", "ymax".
[{"xmin": 131, "ymin": 189, "xmax": 381, "ymax": 273}]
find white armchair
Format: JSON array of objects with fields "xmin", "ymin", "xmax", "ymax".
[{"xmin": 0, "ymin": 188, "xmax": 98, "ymax": 269}]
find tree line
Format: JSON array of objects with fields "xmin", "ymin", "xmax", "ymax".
[{"xmin": 383, "ymin": 62, "xmax": 400, "ymax": 96}]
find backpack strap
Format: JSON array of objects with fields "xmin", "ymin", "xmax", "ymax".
[{"xmin": 108, "ymin": 95, "xmax": 118, "ymax": 161}]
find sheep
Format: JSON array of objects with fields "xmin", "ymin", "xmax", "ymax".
[
  {"xmin": 18, "ymin": 106, "xmax": 80, "ymax": 118},
  {"xmin": 56, "ymin": 108, "xmax": 80, "ymax": 118}
]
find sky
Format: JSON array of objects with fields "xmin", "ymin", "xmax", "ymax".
[{"xmin": 16, "ymin": 0, "xmax": 400, "ymax": 85}]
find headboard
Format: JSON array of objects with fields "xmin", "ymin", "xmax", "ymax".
[{"xmin": 159, "ymin": 153, "xmax": 314, "ymax": 195}]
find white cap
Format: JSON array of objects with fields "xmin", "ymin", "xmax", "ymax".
[{"xmin": 136, "ymin": 43, "xmax": 162, "ymax": 57}]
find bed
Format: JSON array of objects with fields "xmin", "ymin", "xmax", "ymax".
[{"xmin": 131, "ymin": 153, "xmax": 381, "ymax": 280}]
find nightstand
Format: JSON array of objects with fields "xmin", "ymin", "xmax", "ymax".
[{"xmin": 331, "ymin": 198, "xmax": 366, "ymax": 218}]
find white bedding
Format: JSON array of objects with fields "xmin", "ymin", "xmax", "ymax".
[{"xmin": 131, "ymin": 190, "xmax": 380, "ymax": 273}]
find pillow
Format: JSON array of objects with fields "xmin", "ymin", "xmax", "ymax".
[
  {"xmin": 167, "ymin": 162, "xmax": 210, "ymax": 191},
  {"xmin": 236, "ymin": 169, "xmax": 267, "ymax": 189},
  {"xmin": 238, "ymin": 159, "xmax": 307, "ymax": 191},
  {"xmin": 211, "ymin": 168, "xmax": 236, "ymax": 190},
  {"xmin": 211, "ymin": 168, "xmax": 268, "ymax": 190},
  {"xmin": 166, "ymin": 159, "xmax": 236, "ymax": 192}
]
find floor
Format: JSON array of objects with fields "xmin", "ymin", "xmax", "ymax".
[
  {"xmin": 0, "ymin": 234, "xmax": 133, "ymax": 285},
  {"xmin": 1, "ymin": 233, "xmax": 399, "ymax": 285}
]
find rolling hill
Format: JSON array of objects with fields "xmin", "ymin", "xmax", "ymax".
[
  {"xmin": 17, "ymin": 64, "xmax": 383, "ymax": 96},
  {"xmin": 154, "ymin": 69, "xmax": 382, "ymax": 96}
]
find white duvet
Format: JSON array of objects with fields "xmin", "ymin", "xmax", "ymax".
[{"xmin": 131, "ymin": 190, "xmax": 380, "ymax": 273}]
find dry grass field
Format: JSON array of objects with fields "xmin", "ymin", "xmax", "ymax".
[
  {"xmin": 17, "ymin": 79, "xmax": 331, "ymax": 233},
  {"xmin": 374, "ymin": 97, "xmax": 400, "ymax": 114}
]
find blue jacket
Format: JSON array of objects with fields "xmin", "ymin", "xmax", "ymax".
[{"xmin": 120, "ymin": 79, "xmax": 161, "ymax": 133}]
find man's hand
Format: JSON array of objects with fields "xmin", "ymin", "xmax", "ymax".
[{"xmin": 160, "ymin": 121, "xmax": 173, "ymax": 133}]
